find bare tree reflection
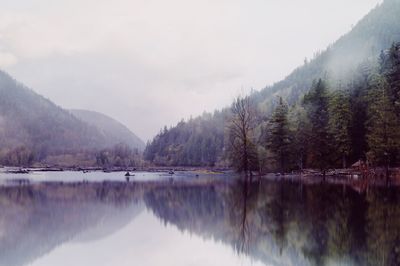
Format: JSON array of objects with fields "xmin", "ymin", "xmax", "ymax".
[{"xmin": 230, "ymin": 178, "xmax": 260, "ymax": 254}]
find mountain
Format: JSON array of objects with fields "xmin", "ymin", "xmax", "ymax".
[
  {"xmin": 144, "ymin": 0, "xmax": 400, "ymax": 167},
  {"xmin": 70, "ymin": 109, "xmax": 145, "ymax": 151},
  {"xmin": 0, "ymin": 70, "xmax": 141, "ymax": 166},
  {"xmin": 144, "ymin": 112, "xmax": 227, "ymax": 167},
  {"xmin": 0, "ymin": 71, "xmax": 107, "ymax": 161},
  {"xmin": 253, "ymin": 0, "xmax": 400, "ymax": 112}
]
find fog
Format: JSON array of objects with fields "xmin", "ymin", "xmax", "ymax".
[{"xmin": 0, "ymin": 0, "xmax": 382, "ymax": 141}]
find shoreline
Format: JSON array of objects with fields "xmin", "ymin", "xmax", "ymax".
[{"xmin": 1, "ymin": 166, "xmax": 400, "ymax": 190}]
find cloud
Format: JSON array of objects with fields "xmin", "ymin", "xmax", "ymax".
[{"xmin": 0, "ymin": 51, "xmax": 17, "ymax": 67}]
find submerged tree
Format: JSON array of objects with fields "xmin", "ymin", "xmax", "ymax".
[
  {"xmin": 265, "ymin": 97, "xmax": 291, "ymax": 173},
  {"xmin": 227, "ymin": 96, "xmax": 259, "ymax": 177}
]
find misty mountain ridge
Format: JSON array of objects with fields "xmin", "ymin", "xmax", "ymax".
[
  {"xmin": 145, "ymin": 0, "xmax": 400, "ymax": 167},
  {"xmin": 254, "ymin": 0, "xmax": 400, "ymax": 112},
  {"xmin": 70, "ymin": 109, "xmax": 145, "ymax": 151},
  {"xmin": 0, "ymin": 70, "xmax": 143, "ymax": 165}
]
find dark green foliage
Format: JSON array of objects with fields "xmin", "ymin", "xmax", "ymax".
[
  {"xmin": 303, "ymin": 79, "xmax": 332, "ymax": 170},
  {"xmin": 142, "ymin": 179, "xmax": 400, "ymax": 266},
  {"xmin": 145, "ymin": 1, "xmax": 400, "ymax": 169},
  {"xmin": 252, "ymin": 0, "xmax": 400, "ymax": 112},
  {"xmin": 144, "ymin": 111, "xmax": 226, "ymax": 167},
  {"xmin": 264, "ymin": 97, "xmax": 291, "ymax": 173},
  {"xmin": 380, "ymin": 43, "xmax": 400, "ymax": 116},
  {"xmin": 349, "ymin": 78, "xmax": 369, "ymax": 163},
  {"xmin": 146, "ymin": 43, "xmax": 400, "ymax": 170},
  {"xmin": 288, "ymin": 105, "xmax": 310, "ymax": 170},
  {"xmin": 328, "ymin": 89, "xmax": 352, "ymax": 168},
  {"xmin": 366, "ymin": 74, "xmax": 400, "ymax": 166}
]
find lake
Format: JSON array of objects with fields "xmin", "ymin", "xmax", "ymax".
[{"xmin": 0, "ymin": 171, "xmax": 399, "ymax": 266}]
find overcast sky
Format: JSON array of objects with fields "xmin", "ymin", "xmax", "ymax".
[{"xmin": 0, "ymin": 0, "xmax": 382, "ymax": 141}]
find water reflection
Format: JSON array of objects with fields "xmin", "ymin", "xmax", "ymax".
[{"xmin": 0, "ymin": 178, "xmax": 400, "ymax": 266}]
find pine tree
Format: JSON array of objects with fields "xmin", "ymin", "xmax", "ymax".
[
  {"xmin": 380, "ymin": 43, "xmax": 400, "ymax": 116},
  {"xmin": 366, "ymin": 74, "xmax": 400, "ymax": 173},
  {"xmin": 329, "ymin": 89, "xmax": 352, "ymax": 168},
  {"xmin": 303, "ymin": 79, "xmax": 332, "ymax": 172},
  {"xmin": 349, "ymin": 80, "xmax": 369, "ymax": 164},
  {"xmin": 265, "ymin": 97, "xmax": 291, "ymax": 173},
  {"xmin": 288, "ymin": 104, "xmax": 311, "ymax": 171}
]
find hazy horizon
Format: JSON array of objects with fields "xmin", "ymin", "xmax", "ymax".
[{"xmin": 0, "ymin": 0, "xmax": 382, "ymax": 141}]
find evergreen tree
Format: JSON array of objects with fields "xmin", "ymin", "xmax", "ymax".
[
  {"xmin": 329, "ymin": 89, "xmax": 352, "ymax": 168},
  {"xmin": 380, "ymin": 43, "xmax": 400, "ymax": 116},
  {"xmin": 265, "ymin": 97, "xmax": 291, "ymax": 173},
  {"xmin": 366, "ymin": 74, "xmax": 400, "ymax": 172},
  {"xmin": 288, "ymin": 104, "xmax": 311, "ymax": 171},
  {"xmin": 349, "ymin": 80, "xmax": 369, "ymax": 163},
  {"xmin": 303, "ymin": 79, "xmax": 332, "ymax": 172}
]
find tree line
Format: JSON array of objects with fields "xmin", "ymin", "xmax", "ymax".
[
  {"xmin": 228, "ymin": 43, "xmax": 400, "ymax": 174},
  {"xmin": 144, "ymin": 0, "xmax": 400, "ymax": 170},
  {"xmin": 0, "ymin": 143, "xmax": 142, "ymax": 168}
]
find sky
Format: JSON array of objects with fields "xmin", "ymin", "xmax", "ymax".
[{"xmin": 0, "ymin": 0, "xmax": 382, "ymax": 141}]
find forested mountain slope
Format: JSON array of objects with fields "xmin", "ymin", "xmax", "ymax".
[
  {"xmin": 145, "ymin": 0, "xmax": 400, "ymax": 167},
  {"xmin": 0, "ymin": 71, "xmax": 108, "ymax": 163},
  {"xmin": 0, "ymin": 71, "xmax": 141, "ymax": 166},
  {"xmin": 70, "ymin": 109, "xmax": 145, "ymax": 151},
  {"xmin": 253, "ymin": 0, "xmax": 400, "ymax": 113},
  {"xmin": 144, "ymin": 111, "xmax": 228, "ymax": 166}
]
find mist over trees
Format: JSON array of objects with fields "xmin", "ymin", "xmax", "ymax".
[
  {"xmin": 96, "ymin": 143, "xmax": 141, "ymax": 168},
  {"xmin": 145, "ymin": 42, "xmax": 400, "ymax": 172},
  {"xmin": 1, "ymin": 0, "xmax": 400, "ymax": 170},
  {"xmin": 0, "ymin": 71, "xmax": 143, "ymax": 167},
  {"xmin": 145, "ymin": 0, "xmax": 400, "ymax": 171}
]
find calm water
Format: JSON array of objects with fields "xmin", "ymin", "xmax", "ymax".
[{"xmin": 0, "ymin": 171, "xmax": 399, "ymax": 266}]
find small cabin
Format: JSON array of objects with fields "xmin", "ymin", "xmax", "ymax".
[{"xmin": 351, "ymin": 160, "xmax": 366, "ymax": 171}]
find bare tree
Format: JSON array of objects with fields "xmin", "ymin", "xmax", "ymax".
[{"xmin": 227, "ymin": 96, "xmax": 259, "ymax": 178}]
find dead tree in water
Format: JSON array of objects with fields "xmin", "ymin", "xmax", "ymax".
[{"xmin": 227, "ymin": 96, "xmax": 259, "ymax": 180}]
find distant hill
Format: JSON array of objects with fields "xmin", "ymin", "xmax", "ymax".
[
  {"xmin": 0, "ymin": 71, "xmax": 107, "ymax": 159},
  {"xmin": 145, "ymin": 0, "xmax": 400, "ymax": 167},
  {"xmin": 70, "ymin": 109, "xmax": 145, "ymax": 151},
  {"xmin": 0, "ymin": 70, "xmax": 142, "ymax": 166}
]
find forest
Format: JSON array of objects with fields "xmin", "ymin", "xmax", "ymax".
[
  {"xmin": 257, "ymin": 42, "xmax": 400, "ymax": 173},
  {"xmin": 0, "ymin": 71, "xmax": 143, "ymax": 167},
  {"xmin": 144, "ymin": 0, "xmax": 400, "ymax": 171},
  {"xmin": 145, "ymin": 42, "xmax": 400, "ymax": 173},
  {"xmin": 1, "ymin": 0, "xmax": 400, "ymax": 170}
]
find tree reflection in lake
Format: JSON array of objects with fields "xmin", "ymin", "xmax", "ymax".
[
  {"xmin": 144, "ymin": 179, "xmax": 400, "ymax": 266},
  {"xmin": 0, "ymin": 178, "xmax": 400, "ymax": 266}
]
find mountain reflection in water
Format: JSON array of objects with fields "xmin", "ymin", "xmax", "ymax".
[{"xmin": 0, "ymin": 178, "xmax": 399, "ymax": 266}]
